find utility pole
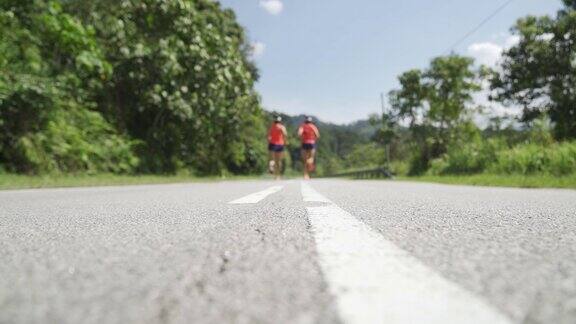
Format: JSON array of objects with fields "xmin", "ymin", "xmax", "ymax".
[
  {"xmin": 380, "ymin": 92, "xmax": 391, "ymax": 167},
  {"xmin": 380, "ymin": 92, "xmax": 386, "ymax": 116}
]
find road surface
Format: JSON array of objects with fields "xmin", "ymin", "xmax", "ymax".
[{"xmin": 1, "ymin": 179, "xmax": 575, "ymax": 323}]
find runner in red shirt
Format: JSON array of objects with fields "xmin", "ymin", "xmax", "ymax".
[
  {"xmin": 268, "ymin": 116, "xmax": 288, "ymax": 180},
  {"xmin": 298, "ymin": 116, "xmax": 320, "ymax": 180}
]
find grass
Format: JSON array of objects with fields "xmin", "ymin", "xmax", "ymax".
[
  {"xmin": 397, "ymin": 174, "xmax": 576, "ymax": 189},
  {"xmin": 2, "ymin": 171, "xmax": 574, "ymax": 191},
  {"xmin": 0, "ymin": 173, "xmax": 263, "ymax": 190}
]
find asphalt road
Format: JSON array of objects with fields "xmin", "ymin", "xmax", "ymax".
[{"xmin": 1, "ymin": 179, "xmax": 575, "ymax": 323}]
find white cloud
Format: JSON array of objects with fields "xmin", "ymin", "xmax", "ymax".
[
  {"xmin": 472, "ymin": 90, "xmax": 522, "ymax": 128},
  {"xmin": 467, "ymin": 35, "xmax": 520, "ymax": 67},
  {"xmin": 259, "ymin": 0, "xmax": 283, "ymax": 15},
  {"xmin": 467, "ymin": 42, "xmax": 503, "ymax": 67},
  {"xmin": 504, "ymin": 35, "xmax": 520, "ymax": 48},
  {"xmin": 536, "ymin": 33, "xmax": 554, "ymax": 42},
  {"xmin": 251, "ymin": 41, "xmax": 266, "ymax": 59},
  {"xmin": 466, "ymin": 34, "xmax": 526, "ymax": 127}
]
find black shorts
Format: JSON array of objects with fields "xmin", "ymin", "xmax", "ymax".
[
  {"xmin": 268, "ymin": 144, "xmax": 285, "ymax": 152},
  {"xmin": 301, "ymin": 143, "xmax": 316, "ymax": 151}
]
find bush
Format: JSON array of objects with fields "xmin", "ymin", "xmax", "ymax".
[
  {"xmin": 408, "ymin": 150, "xmax": 430, "ymax": 176},
  {"xmin": 548, "ymin": 142, "xmax": 576, "ymax": 175},
  {"xmin": 344, "ymin": 143, "xmax": 386, "ymax": 169},
  {"xmin": 318, "ymin": 156, "xmax": 343, "ymax": 176},
  {"xmin": 491, "ymin": 142, "xmax": 576, "ymax": 176},
  {"xmin": 427, "ymin": 129, "xmax": 576, "ymax": 177},
  {"xmin": 390, "ymin": 160, "xmax": 409, "ymax": 176},
  {"xmin": 14, "ymin": 104, "xmax": 139, "ymax": 174},
  {"xmin": 429, "ymin": 138, "xmax": 506, "ymax": 175}
]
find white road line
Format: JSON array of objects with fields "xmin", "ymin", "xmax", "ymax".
[
  {"xmin": 301, "ymin": 182, "xmax": 332, "ymax": 203},
  {"xmin": 228, "ymin": 186, "xmax": 283, "ymax": 204},
  {"xmin": 302, "ymin": 183, "xmax": 512, "ymax": 324}
]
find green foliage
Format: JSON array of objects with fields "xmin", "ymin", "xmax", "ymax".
[
  {"xmin": 564, "ymin": 0, "xmax": 576, "ymax": 10},
  {"xmin": 491, "ymin": 1, "xmax": 576, "ymax": 139},
  {"xmin": 0, "ymin": 2, "xmax": 136, "ymax": 174},
  {"xmin": 407, "ymin": 150, "xmax": 431, "ymax": 176},
  {"xmin": 17, "ymin": 104, "xmax": 139, "ymax": 174},
  {"xmin": 225, "ymin": 111, "xmax": 267, "ymax": 174},
  {"xmin": 526, "ymin": 117, "xmax": 555, "ymax": 145},
  {"xmin": 0, "ymin": 0, "xmax": 265, "ymax": 175},
  {"xmin": 490, "ymin": 142, "xmax": 576, "ymax": 176},
  {"xmin": 389, "ymin": 160, "xmax": 409, "ymax": 176},
  {"xmin": 423, "ymin": 112, "xmax": 576, "ymax": 177},
  {"xmin": 343, "ymin": 143, "xmax": 386, "ymax": 169},
  {"xmin": 316, "ymin": 156, "xmax": 342, "ymax": 177},
  {"xmin": 73, "ymin": 0, "xmax": 265, "ymax": 174},
  {"xmin": 388, "ymin": 70, "xmax": 426, "ymax": 129},
  {"xmin": 388, "ymin": 55, "xmax": 483, "ymax": 174},
  {"xmin": 0, "ymin": 173, "xmax": 258, "ymax": 190},
  {"xmin": 428, "ymin": 138, "xmax": 506, "ymax": 175},
  {"xmin": 428, "ymin": 134, "xmax": 576, "ymax": 177},
  {"xmin": 426, "ymin": 56, "xmax": 481, "ymax": 129},
  {"xmin": 400, "ymin": 173, "xmax": 576, "ymax": 189},
  {"xmin": 340, "ymin": 1, "xmax": 576, "ymax": 179}
]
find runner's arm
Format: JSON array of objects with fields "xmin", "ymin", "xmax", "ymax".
[{"xmin": 282, "ymin": 126, "xmax": 289, "ymax": 145}]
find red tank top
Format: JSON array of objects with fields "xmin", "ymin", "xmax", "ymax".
[
  {"xmin": 268, "ymin": 123, "xmax": 285, "ymax": 145},
  {"xmin": 299, "ymin": 123, "xmax": 318, "ymax": 144}
]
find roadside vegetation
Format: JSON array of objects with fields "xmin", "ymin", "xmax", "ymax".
[
  {"xmin": 398, "ymin": 174, "xmax": 576, "ymax": 190},
  {"xmin": 0, "ymin": 173, "xmax": 263, "ymax": 190},
  {"xmin": 1, "ymin": 0, "xmax": 266, "ymax": 178},
  {"xmin": 347, "ymin": 0, "xmax": 576, "ymax": 188},
  {"xmin": 0, "ymin": 0, "xmax": 374, "ymax": 188},
  {"xmin": 1, "ymin": 0, "xmax": 575, "ymax": 190}
]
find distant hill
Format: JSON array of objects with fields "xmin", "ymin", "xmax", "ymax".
[{"xmin": 346, "ymin": 119, "xmax": 378, "ymax": 139}]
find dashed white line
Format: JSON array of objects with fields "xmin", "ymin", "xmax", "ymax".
[
  {"xmin": 301, "ymin": 181, "xmax": 332, "ymax": 203},
  {"xmin": 302, "ymin": 182, "xmax": 512, "ymax": 324},
  {"xmin": 228, "ymin": 186, "xmax": 283, "ymax": 204}
]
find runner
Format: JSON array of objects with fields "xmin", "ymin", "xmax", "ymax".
[
  {"xmin": 298, "ymin": 116, "xmax": 320, "ymax": 180},
  {"xmin": 267, "ymin": 116, "xmax": 288, "ymax": 180}
]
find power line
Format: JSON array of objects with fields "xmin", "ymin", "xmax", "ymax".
[{"xmin": 444, "ymin": 0, "xmax": 515, "ymax": 55}]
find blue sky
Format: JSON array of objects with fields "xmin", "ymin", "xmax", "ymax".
[{"xmin": 219, "ymin": 0, "xmax": 562, "ymax": 124}]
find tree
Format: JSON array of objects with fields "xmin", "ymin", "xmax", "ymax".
[
  {"xmin": 0, "ymin": 1, "xmax": 138, "ymax": 174},
  {"xmin": 491, "ymin": 0, "xmax": 576, "ymax": 140},
  {"xmin": 388, "ymin": 55, "xmax": 482, "ymax": 174},
  {"xmin": 0, "ymin": 0, "xmax": 266, "ymax": 175},
  {"xmin": 388, "ymin": 69, "xmax": 427, "ymax": 129},
  {"xmin": 69, "ymin": 0, "xmax": 266, "ymax": 174}
]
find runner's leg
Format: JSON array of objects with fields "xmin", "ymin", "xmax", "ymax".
[
  {"xmin": 308, "ymin": 148, "xmax": 316, "ymax": 170},
  {"xmin": 302, "ymin": 149, "xmax": 311, "ymax": 179},
  {"xmin": 268, "ymin": 150, "xmax": 274, "ymax": 173},
  {"xmin": 273, "ymin": 151, "xmax": 282, "ymax": 180}
]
